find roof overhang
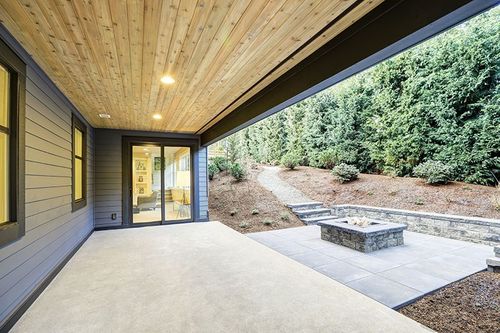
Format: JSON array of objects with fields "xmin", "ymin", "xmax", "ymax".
[{"xmin": 200, "ymin": 0, "xmax": 498, "ymax": 145}]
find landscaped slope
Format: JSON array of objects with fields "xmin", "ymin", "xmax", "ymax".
[
  {"xmin": 279, "ymin": 166, "xmax": 500, "ymax": 219},
  {"xmin": 209, "ymin": 167, "xmax": 303, "ymax": 233}
]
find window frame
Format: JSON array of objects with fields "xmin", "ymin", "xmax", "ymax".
[
  {"xmin": 0, "ymin": 37, "xmax": 26, "ymax": 249},
  {"xmin": 71, "ymin": 115, "xmax": 87, "ymax": 212}
]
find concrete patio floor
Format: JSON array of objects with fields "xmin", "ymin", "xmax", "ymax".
[
  {"xmin": 11, "ymin": 222, "xmax": 431, "ymax": 332},
  {"xmin": 248, "ymin": 226, "xmax": 493, "ymax": 308}
]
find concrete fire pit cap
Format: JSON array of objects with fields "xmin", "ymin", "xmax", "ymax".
[{"xmin": 318, "ymin": 218, "xmax": 407, "ymax": 236}]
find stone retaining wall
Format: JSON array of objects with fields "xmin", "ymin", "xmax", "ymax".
[{"xmin": 330, "ymin": 205, "xmax": 500, "ymax": 246}]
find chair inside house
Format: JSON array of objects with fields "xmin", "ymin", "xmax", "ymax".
[{"xmin": 136, "ymin": 191, "xmax": 158, "ymax": 211}]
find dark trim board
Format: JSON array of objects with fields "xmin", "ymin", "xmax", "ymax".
[
  {"xmin": 200, "ymin": 0, "xmax": 498, "ymax": 145},
  {"xmin": 0, "ymin": 230, "xmax": 93, "ymax": 333}
]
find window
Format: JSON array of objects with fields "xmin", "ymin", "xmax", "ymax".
[
  {"xmin": 179, "ymin": 154, "xmax": 190, "ymax": 171},
  {"xmin": 72, "ymin": 115, "xmax": 86, "ymax": 211},
  {"xmin": 0, "ymin": 38, "xmax": 25, "ymax": 248},
  {"xmin": 0, "ymin": 64, "xmax": 9, "ymax": 225}
]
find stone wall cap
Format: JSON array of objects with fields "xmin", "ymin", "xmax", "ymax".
[
  {"xmin": 331, "ymin": 204, "xmax": 500, "ymax": 225},
  {"xmin": 319, "ymin": 218, "xmax": 407, "ymax": 235}
]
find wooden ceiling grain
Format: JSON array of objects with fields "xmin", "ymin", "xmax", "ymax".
[{"xmin": 0, "ymin": 0, "xmax": 382, "ymax": 133}]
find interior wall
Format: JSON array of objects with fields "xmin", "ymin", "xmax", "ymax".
[
  {"xmin": 0, "ymin": 25, "xmax": 94, "ymax": 327},
  {"xmin": 94, "ymin": 129, "xmax": 208, "ymax": 228}
]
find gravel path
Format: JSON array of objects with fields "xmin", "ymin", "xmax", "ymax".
[{"xmin": 257, "ymin": 166, "xmax": 312, "ymax": 204}]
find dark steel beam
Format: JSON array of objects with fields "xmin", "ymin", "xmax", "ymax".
[{"xmin": 200, "ymin": 0, "xmax": 497, "ymax": 146}]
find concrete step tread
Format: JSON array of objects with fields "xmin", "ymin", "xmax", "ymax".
[
  {"xmin": 486, "ymin": 257, "xmax": 500, "ymax": 267},
  {"xmin": 302, "ymin": 215, "xmax": 339, "ymax": 223},
  {"xmin": 294, "ymin": 208, "xmax": 331, "ymax": 214},
  {"xmin": 287, "ymin": 202, "xmax": 323, "ymax": 209}
]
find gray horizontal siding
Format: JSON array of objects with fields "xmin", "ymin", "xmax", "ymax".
[
  {"xmin": 0, "ymin": 51, "xmax": 94, "ymax": 327},
  {"xmin": 94, "ymin": 130, "xmax": 122, "ymax": 227}
]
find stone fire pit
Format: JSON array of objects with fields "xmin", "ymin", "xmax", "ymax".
[{"xmin": 318, "ymin": 217, "xmax": 407, "ymax": 253}]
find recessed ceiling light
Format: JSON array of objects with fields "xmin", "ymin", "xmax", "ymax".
[
  {"xmin": 152, "ymin": 114, "xmax": 162, "ymax": 120},
  {"xmin": 98, "ymin": 113, "xmax": 111, "ymax": 118},
  {"xmin": 160, "ymin": 75, "xmax": 175, "ymax": 85}
]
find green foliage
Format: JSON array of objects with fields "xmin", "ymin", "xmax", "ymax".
[
  {"xmin": 251, "ymin": 209, "xmax": 259, "ymax": 215},
  {"xmin": 331, "ymin": 163, "xmax": 360, "ymax": 183},
  {"xmin": 211, "ymin": 9, "xmax": 500, "ymax": 186},
  {"xmin": 317, "ymin": 149, "xmax": 337, "ymax": 169},
  {"xmin": 229, "ymin": 163, "xmax": 246, "ymax": 181},
  {"xmin": 262, "ymin": 219, "xmax": 273, "ymax": 226},
  {"xmin": 413, "ymin": 160, "xmax": 454, "ymax": 185},
  {"xmin": 210, "ymin": 156, "xmax": 228, "ymax": 172},
  {"xmin": 208, "ymin": 163, "xmax": 219, "ymax": 180},
  {"xmin": 281, "ymin": 152, "xmax": 301, "ymax": 169},
  {"xmin": 280, "ymin": 212, "xmax": 290, "ymax": 222},
  {"xmin": 225, "ymin": 135, "xmax": 239, "ymax": 163}
]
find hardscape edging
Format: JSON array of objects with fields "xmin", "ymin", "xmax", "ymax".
[{"xmin": 330, "ymin": 204, "xmax": 500, "ymax": 246}]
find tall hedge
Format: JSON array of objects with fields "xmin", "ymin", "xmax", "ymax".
[{"xmin": 220, "ymin": 9, "xmax": 500, "ymax": 185}]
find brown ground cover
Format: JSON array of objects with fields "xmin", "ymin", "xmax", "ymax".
[
  {"xmin": 209, "ymin": 167, "xmax": 304, "ymax": 233},
  {"xmin": 279, "ymin": 166, "xmax": 500, "ymax": 219},
  {"xmin": 399, "ymin": 272, "xmax": 500, "ymax": 333}
]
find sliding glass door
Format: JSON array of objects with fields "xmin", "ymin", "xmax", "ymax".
[{"xmin": 131, "ymin": 144, "xmax": 191, "ymax": 224}]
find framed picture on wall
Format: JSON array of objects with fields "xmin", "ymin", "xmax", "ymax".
[
  {"xmin": 154, "ymin": 157, "xmax": 162, "ymax": 171},
  {"xmin": 135, "ymin": 159, "xmax": 146, "ymax": 171}
]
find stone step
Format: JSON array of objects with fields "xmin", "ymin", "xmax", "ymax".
[
  {"xmin": 486, "ymin": 257, "xmax": 500, "ymax": 273},
  {"xmin": 301, "ymin": 215, "xmax": 339, "ymax": 225},
  {"xmin": 294, "ymin": 208, "xmax": 332, "ymax": 219},
  {"xmin": 287, "ymin": 202, "xmax": 324, "ymax": 212}
]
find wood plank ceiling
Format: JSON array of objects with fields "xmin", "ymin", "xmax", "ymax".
[{"xmin": 0, "ymin": 0, "xmax": 382, "ymax": 133}]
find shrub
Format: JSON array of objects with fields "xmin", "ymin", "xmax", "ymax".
[
  {"xmin": 239, "ymin": 222, "xmax": 249, "ymax": 229},
  {"xmin": 414, "ymin": 198, "xmax": 425, "ymax": 206},
  {"xmin": 318, "ymin": 149, "xmax": 336, "ymax": 169},
  {"xmin": 229, "ymin": 209, "xmax": 237, "ymax": 216},
  {"xmin": 413, "ymin": 160, "xmax": 453, "ymax": 185},
  {"xmin": 208, "ymin": 162, "xmax": 219, "ymax": 180},
  {"xmin": 331, "ymin": 163, "xmax": 359, "ymax": 183},
  {"xmin": 251, "ymin": 209, "xmax": 259, "ymax": 215},
  {"xmin": 280, "ymin": 212, "xmax": 290, "ymax": 222},
  {"xmin": 262, "ymin": 219, "xmax": 273, "ymax": 226},
  {"xmin": 229, "ymin": 163, "xmax": 246, "ymax": 181},
  {"xmin": 210, "ymin": 156, "xmax": 228, "ymax": 172},
  {"xmin": 281, "ymin": 152, "xmax": 301, "ymax": 170}
]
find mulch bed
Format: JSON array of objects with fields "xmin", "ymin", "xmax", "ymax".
[
  {"xmin": 279, "ymin": 166, "xmax": 500, "ymax": 219},
  {"xmin": 399, "ymin": 272, "xmax": 500, "ymax": 333},
  {"xmin": 209, "ymin": 167, "xmax": 304, "ymax": 233}
]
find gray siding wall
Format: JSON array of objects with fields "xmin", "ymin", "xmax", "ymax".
[
  {"xmin": 94, "ymin": 129, "xmax": 209, "ymax": 227},
  {"xmin": 0, "ymin": 29, "xmax": 94, "ymax": 326},
  {"xmin": 94, "ymin": 130, "xmax": 122, "ymax": 227}
]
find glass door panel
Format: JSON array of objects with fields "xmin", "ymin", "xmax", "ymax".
[
  {"xmin": 164, "ymin": 146, "xmax": 191, "ymax": 221},
  {"xmin": 132, "ymin": 145, "xmax": 161, "ymax": 223}
]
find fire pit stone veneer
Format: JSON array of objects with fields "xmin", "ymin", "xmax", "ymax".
[{"xmin": 318, "ymin": 218, "xmax": 407, "ymax": 253}]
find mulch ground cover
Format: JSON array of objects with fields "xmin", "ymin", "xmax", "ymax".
[
  {"xmin": 280, "ymin": 166, "xmax": 500, "ymax": 219},
  {"xmin": 399, "ymin": 272, "xmax": 500, "ymax": 333},
  {"xmin": 209, "ymin": 167, "xmax": 304, "ymax": 233}
]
